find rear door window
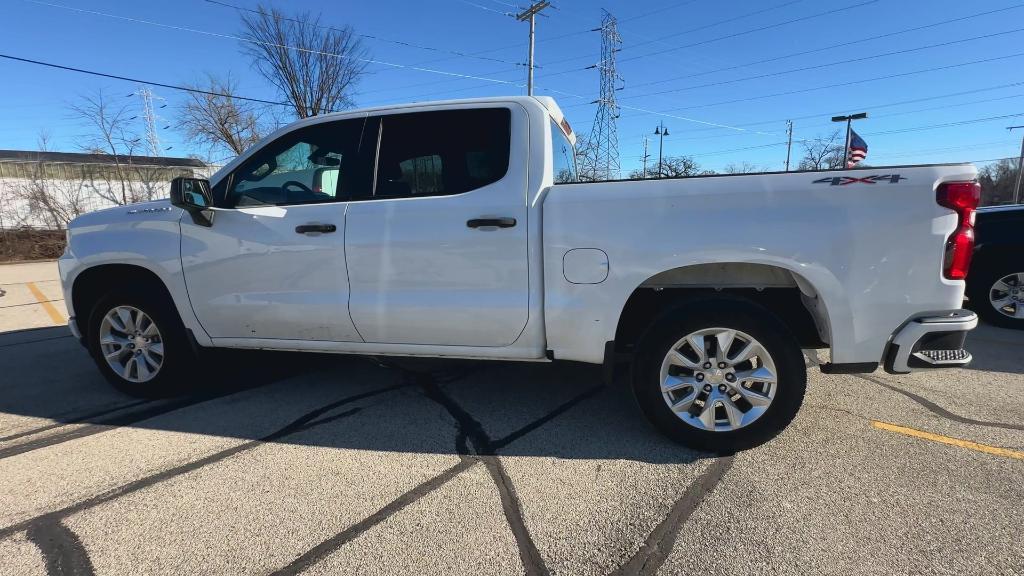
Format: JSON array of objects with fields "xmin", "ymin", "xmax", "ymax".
[{"xmin": 373, "ymin": 108, "xmax": 511, "ymax": 199}]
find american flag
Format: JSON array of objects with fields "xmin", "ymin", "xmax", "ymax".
[{"xmin": 847, "ymin": 129, "xmax": 868, "ymax": 168}]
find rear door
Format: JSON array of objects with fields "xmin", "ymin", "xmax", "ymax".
[{"xmin": 344, "ymin": 105, "xmax": 530, "ymax": 346}]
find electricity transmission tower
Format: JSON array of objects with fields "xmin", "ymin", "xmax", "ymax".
[
  {"xmin": 585, "ymin": 10, "xmax": 622, "ymax": 181},
  {"xmin": 137, "ymin": 86, "xmax": 164, "ymax": 157}
]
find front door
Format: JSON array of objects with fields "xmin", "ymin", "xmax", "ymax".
[
  {"xmin": 345, "ymin": 106, "xmax": 530, "ymax": 347},
  {"xmin": 181, "ymin": 115, "xmax": 375, "ymax": 342}
]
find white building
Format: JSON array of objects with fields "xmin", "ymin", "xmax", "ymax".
[{"xmin": 0, "ymin": 150, "xmax": 216, "ymax": 229}]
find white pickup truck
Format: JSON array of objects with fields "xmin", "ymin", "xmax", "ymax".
[{"xmin": 59, "ymin": 96, "xmax": 980, "ymax": 451}]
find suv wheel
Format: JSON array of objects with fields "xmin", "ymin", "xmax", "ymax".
[
  {"xmin": 968, "ymin": 267, "xmax": 1024, "ymax": 330},
  {"xmin": 633, "ymin": 298, "xmax": 807, "ymax": 452},
  {"xmin": 86, "ymin": 290, "xmax": 195, "ymax": 397}
]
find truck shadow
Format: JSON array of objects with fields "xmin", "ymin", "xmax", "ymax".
[{"xmin": 0, "ymin": 326, "xmax": 700, "ymax": 464}]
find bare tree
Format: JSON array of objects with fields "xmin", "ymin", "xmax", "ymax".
[
  {"xmin": 797, "ymin": 130, "xmax": 845, "ymax": 171},
  {"xmin": 240, "ymin": 4, "xmax": 368, "ymax": 118},
  {"xmin": 179, "ymin": 73, "xmax": 270, "ymax": 158},
  {"xmin": 11, "ymin": 133, "xmax": 91, "ymax": 229},
  {"xmin": 629, "ymin": 155, "xmax": 715, "ymax": 179},
  {"xmin": 978, "ymin": 158, "xmax": 1021, "ymax": 206},
  {"xmin": 723, "ymin": 161, "xmax": 766, "ymax": 174},
  {"xmin": 69, "ymin": 89, "xmax": 143, "ymax": 205}
]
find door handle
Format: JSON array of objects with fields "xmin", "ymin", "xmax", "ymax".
[
  {"xmin": 295, "ymin": 223, "xmax": 337, "ymax": 234},
  {"xmin": 467, "ymin": 217, "xmax": 517, "ymax": 229}
]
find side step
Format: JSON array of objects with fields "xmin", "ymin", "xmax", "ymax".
[{"xmin": 909, "ymin": 348, "xmax": 971, "ymax": 368}]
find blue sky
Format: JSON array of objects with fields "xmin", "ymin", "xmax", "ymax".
[{"xmin": 1, "ymin": 0, "xmax": 1023, "ymax": 174}]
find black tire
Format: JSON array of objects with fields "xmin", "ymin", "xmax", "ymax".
[
  {"xmin": 632, "ymin": 297, "xmax": 807, "ymax": 452},
  {"xmin": 966, "ymin": 263, "xmax": 1024, "ymax": 330},
  {"xmin": 85, "ymin": 288, "xmax": 196, "ymax": 398}
]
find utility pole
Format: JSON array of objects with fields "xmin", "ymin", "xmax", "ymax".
[
  {"xmin": 784, "ymin": 120, "xmax": 793, "ymax": 171},
  {"xmin": 516, "ymin": 1, "xmax": 551, "ymax": 96},
  {"xmin": 654, "ymin": 122, "xmax": 669, "ymax": 178},
  {"xmin": 1009, "ymin": 125, "xmax": 1024, "ymax": 205},
  {"xmin": 832, "ymin": 112, "xmax": 867, "ymax": 167},
  {"xmin": 641, "ymin": 136, "xmax": 650, "ymax": 179}
]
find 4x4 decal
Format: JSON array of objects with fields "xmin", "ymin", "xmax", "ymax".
[{"xmin": 814, "ymin": 174, "xmax": 907, "ymax": 186}]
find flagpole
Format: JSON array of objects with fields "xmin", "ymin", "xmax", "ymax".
[
  {"xmin": 832, "ymin": 112, "xmax": 868, "ymax": 168},
  {"xmin": 844, "ymin": 119, "xmax": 852, "ymax": 165}
]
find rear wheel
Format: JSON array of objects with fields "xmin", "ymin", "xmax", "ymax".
[
  {"xmin": 633, "ymin": 298, "xmax": 806, "ymax": 452},
  {"xmin": 86, "ymin": 290, "xmax": 195, "ymax": 397}
]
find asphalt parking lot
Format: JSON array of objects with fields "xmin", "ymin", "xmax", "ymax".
[{"xmin": 1, "ymin": 262, "xmax": 1022, "ymax": 575}]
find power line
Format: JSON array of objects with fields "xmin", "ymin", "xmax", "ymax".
[
  {"xmin": 617, "ymin": 93, "xmax": 1024, "ymax": 148},
  {"xmin": 620, "ymin": 114, "xmax": 1024, "ymax": 160},
  {"xmin": 455, "ymin": 0, "xmax": 515, "ymax": 17},
  {"xmin": 617, "ymin": 0, "xmax": 704, "ymax": 24},
  {"xmin": 626, "ymin": 4, "xmax": 1024, "ymax": 91},
  {"xmin": 0, "ymin": 53, "xmax": 289, "ymax": 106},
  {"xmin": 620, "ymin": 0, "xmax": 879, "ymax": 64},
  {"xmin": 542, "ymin": 0, "xmax": 808, "ymax": 68},
  {"xmin": 590, "ymin": 50, "xmax": 1024, "ymax": 113},
  {"xmin": 620, "ymin": 80, "xmax": 1024, "ymax": 135},
  {"xmin": 21, "ymin": 0, "xmax": 531, "ymax": 88},
  {"xmin": 203, "ymin": 0, "xmax": 527, "ymax": 68},
  {"xmin": 540, "ymin": 0, "xmax": 877, "ymax": 75},
  {"xmin": 617, "ymin": 27, "xmax": 1024, "ymax": 102}
]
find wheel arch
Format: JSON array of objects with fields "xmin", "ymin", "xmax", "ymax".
[
  {"xmin": 71, "ymin": 264, "xmax": 176, "ymax": 323},
  {"xmin": 612, "ymin": 262, "xmax": 836, "ymax": 356}
]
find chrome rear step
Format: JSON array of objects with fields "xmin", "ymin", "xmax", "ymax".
[{"xmin": 884, "ymin": 309, "xmax": 977, "ymax": 374}]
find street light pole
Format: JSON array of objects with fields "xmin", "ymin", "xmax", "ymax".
[
  {"xmin": 831, "ymin": 112, "xmax": 867, "ymax": 167},
  {"xmin": 654, "ymin": 122, "xmax": 669, "ymax": 178},
  {"xmin": 784, "ymin": 120, "xmax": 793, "ymax": 172},
  {"xmin": 1009, "ymin": 125, "xmax": 1024, "ymax": 205},
  {"xmin": 641, "ymin": 136, "xmax": 650, "ymax": 179}
]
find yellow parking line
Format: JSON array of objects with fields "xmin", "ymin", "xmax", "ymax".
[
  {"xmin": 872, "ymin": 421, "xmax": 1024, "ymax": 461},
  {"xmin": 26, "ymin": 282, "xmax": 66, "ymax": 324}
]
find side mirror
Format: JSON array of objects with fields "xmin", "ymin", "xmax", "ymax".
[{"xmin": 170, "ymin": 176, "xmax": 214, "ymax": 227}]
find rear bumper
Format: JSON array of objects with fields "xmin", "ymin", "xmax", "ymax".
[{"xmin": 883, "ymin": 309, "xmax": 977, "ymax": 374}]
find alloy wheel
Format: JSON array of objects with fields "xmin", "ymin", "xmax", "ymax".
[
  {"xmin": 659, "ymin": 327, "xmax": 777, "ymax": 432},
  {"xmin": 989, "ymin": 272, "xmax": 1024, "ymax": 320},
  {"xmin": 99, "ymin": 305, "xmax": 164, "ymax": 383}
]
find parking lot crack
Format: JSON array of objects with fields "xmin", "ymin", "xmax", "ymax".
[
  {"xmin": 858, "ymin": 374, "xmax": 1024, "ymax": 431},
  {"xmin": 418, "ymin": 374, "xmax": 550, "ymax": 576},
  {"xmin": 0, "ymin": 384, "xmax": 403, "ymax": 542},
  {"xmin": 25, "ymin": 517, "xmax": 96, "ymax": 576},
  {"xmin": 610, "ymin": 454, "xmax": 735, "ymax": 576},
  {"xmin": 268, "ymin": 373, "xmax": 603, "ymax": 576}
]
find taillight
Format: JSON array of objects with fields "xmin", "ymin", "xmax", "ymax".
[{"xmin": 936, "ymin": 181, "xmax": 980, "ymax": 280}]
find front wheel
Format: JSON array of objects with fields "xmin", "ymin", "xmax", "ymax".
[
  {"xmin": 633, "ymin": 298, "xmax": 807, "ymax": 452},
  {"xmin": 86, "ymin": 290, "xmax": 195, "ymax": 397}
]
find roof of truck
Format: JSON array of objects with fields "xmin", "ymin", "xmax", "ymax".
[{"xmin": 305, "ymin": 95, "xmax": 563, "ymax": 121}]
